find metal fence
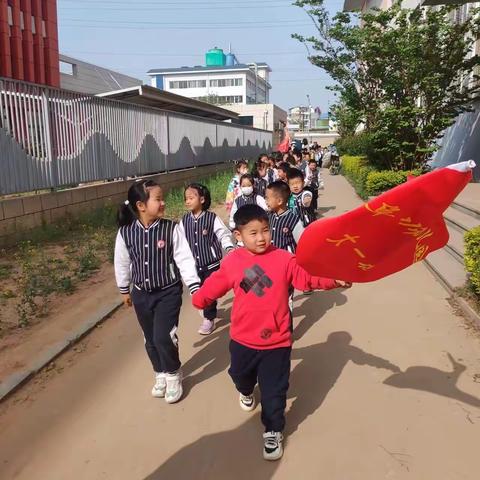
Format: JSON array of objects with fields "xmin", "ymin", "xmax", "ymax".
[{"xmin": 0, "ymin": 78, "xmax": 273, "ymax": 195}]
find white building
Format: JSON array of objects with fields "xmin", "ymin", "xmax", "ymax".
[{"xmin": 147, "ymin": 49, "xmax": 271, "ymax": 107}]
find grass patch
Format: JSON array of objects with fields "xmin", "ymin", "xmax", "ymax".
[
  {"xmin": 0, "ymin": 168, "xmax": 232, "ymax": 334},
  {"xmin": 164, "ymin": 170, "xmax": 232, "ymax": 220}
]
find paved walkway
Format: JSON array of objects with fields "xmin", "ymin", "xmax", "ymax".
[{"xmin": 1, "ymin": 172, "xmax": 480, "ymax": 479}]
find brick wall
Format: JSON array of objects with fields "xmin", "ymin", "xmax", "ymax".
[{"xmin": 0, "ymin": 163, "xmax": 232, "ymax": 247}]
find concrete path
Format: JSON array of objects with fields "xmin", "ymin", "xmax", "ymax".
[{"xmin": 1, "ymin": 172, "xmax": 480, "ymax": 479}]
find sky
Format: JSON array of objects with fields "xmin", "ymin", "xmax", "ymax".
[{"xmin": 57, "ymin": 0, "xmax": 345, "ymax": 113}]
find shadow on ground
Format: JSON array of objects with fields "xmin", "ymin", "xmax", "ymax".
[
  {"xmin": 161, "ymin": 293, "xmax": 480, "ymax": 479},
  {"xmin": 384, "ymin": 352, "xmax": 480, "ymax": 408},
  {"xmin": 143, "ymin": 331, "xmax": 400, "ymax": 480}
]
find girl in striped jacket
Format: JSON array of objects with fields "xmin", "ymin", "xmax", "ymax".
[
  {"xmin": 114, "ymin": 180, "xmax": 200, "ymax": 405},
  {"xmin": 180, "ymin": 183, "xmax": 235, "ymax": 335}
]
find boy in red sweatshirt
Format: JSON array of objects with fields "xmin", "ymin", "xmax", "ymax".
[{"xmin": 192, "ymin": 204, "xmax": 351, "ymax": 461}]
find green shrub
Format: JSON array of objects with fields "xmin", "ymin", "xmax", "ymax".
[
  {"xmin": 465, "ymin": 226, "xmax": 480, "ymax": 296},
  {"xmin": 365, "ymin": 170, "xmax": 421, "ymax": 196},
  {"xmin": 340, "ymin": 155, "xmax": 375, "ymax": 199},
  {"xmin": 335, "ymin": 132, "xmax": 374, "ymax": 157}
]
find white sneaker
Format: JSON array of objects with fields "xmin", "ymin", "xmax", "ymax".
[
  {"xmin": 151, "ymin": 372, "xmax": 166, "ymax": 398},
  {"xmin": 165, "ymin": 370, "xmax": 183, "ymax": 404},
  {"xmin": 263, "ymin": 431, "xmax": 284, "ymax": 461},
  {"xmin": 239, "ymin": 392, "xmax": 256, "ymax": 412},
  {"xmin": 198, "ymin": 319, "xmax": 215, "ymax": 335}
]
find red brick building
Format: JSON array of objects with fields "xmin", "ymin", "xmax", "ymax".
[{"xmin": 0, "ymin": 0, "xmax": 59, "ymax": 87}]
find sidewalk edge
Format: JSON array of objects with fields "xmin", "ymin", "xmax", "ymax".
[
  {"xmin": 0, "ymin": 300, "xmax": 123, "ymax": 402},
  {"xmin": 453, "ymin": 295, "xmax": 480, "ymax": 331}
]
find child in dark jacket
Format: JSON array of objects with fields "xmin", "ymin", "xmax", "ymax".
[
  {"xmin": 192, "ymin": 204, "xmax": 350, "ymax": 461},
  {"xmin": 179, "ymin": 183, "xmax": 234, "ymax": 335}
]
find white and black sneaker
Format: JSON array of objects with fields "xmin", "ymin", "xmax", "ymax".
[
  {"xmin": 165, "ymin": 370, "xmax": 183, "ymax": 404},
  {"xmin": 151, "ymin": 372, "xmax": 166, "ymax": 398},
  {"xmin": 239, "ymin": 393, "xmax": 256, "ymax": 412},
  {"xmin": 263, "ymin": 431, "xmax": 284, "ymax": 461}
]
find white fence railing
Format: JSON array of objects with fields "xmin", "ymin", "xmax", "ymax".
[{"xmin": 0, "ymin": 78, "xmax": 272, "ymax": 195}]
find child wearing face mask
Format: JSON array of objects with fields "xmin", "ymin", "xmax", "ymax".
[{"xmin": 229, "ymin": 173, "xmax": 268, "ymax": 229}]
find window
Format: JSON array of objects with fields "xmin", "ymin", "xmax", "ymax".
[
  {"xmin": 195, "ymin": 95, "xmax": 243, "ymax": 105},
  {"xmin": 60, "ymin": 61, "xmax": 76, "ymax": 76},
  {"xmin": 210, "ymin": 78, "xmax": 243, "ymax": 87},
  {"xmin": 216, "ymin": 95, "xmax": 243, "ymax": 105},
  {"xmin": 169, "ymin": 80, "xmax": 206, "ymax": 89},
  {"xmin": 31, "ymin": 15, "xmax": 35, "ymax": 34}
]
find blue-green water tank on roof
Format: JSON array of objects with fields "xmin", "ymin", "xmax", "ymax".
[{"xmin": 206, "ymin": 48, "xmax": 226, "ymax": 67}]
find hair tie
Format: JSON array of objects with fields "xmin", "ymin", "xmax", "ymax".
[{"xmin": 124, "ymin": 200, "xmax": 129, "ymax": 206}]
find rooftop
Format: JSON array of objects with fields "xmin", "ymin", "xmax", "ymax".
[
  {"xmin": 97, "ymin": 85, "xmax": 239, "ymax": 121},
  {"xmin": 147, "ymin": 63, "xmax": 271, "ymax": 75}
]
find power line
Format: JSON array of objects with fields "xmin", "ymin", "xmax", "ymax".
[
  {"xmin": 59, "ymin": 3, "xmax": 295, "ymax": 11},
  {"xmin": 62, "ymin": 18, "xmax": 309, "ymax": 26},
  {"xmin": 62, "ymin": 50, "xmax": 308, "ymax": 57},
  {"xmin": 59, "ymin": 23, "xmax": 313, "ymax": 30},
  {"xmin": 59, "ymin": 0, "xmax": 294, "ymax": 5}
]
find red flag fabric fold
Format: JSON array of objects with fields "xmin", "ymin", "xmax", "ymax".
[{"xmin": 296, "ymin": 161, "xmax": 476, "ymax": 282}]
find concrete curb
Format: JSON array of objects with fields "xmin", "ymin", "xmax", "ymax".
[
  {"xmin": 0, "ymin": 299, "xmax": 123, "ymax": 402},
  {"xmin": 453, "ymin": 294, "xmax": 480, "ymax": 331}
]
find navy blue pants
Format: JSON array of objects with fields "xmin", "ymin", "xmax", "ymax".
[
  {"xmin": 228, "ymin": 340, "xmax": 291, "ymax": 432},
  {"xmin": 131, "ymin": 282, "xmax": 183, "ymax": 374},
  {"xmin": 197, "ymin": 264, "xmax": 220, "ymax": 321}
]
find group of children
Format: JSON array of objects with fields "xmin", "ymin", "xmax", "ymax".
[{"xmin": 114, "ymin": 153, "xmax": 350, "ymax": 461}]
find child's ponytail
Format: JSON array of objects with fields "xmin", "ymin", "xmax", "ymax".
[
  {"xmin": 116, "ymin": 179, "xmax": 160, "ymax": 227},
  {"xmin": 117, "ymin": 201, "xmax": 137, "ymax": 227}
]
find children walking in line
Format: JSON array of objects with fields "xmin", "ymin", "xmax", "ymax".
[
  {"xmin": 304, "ymin": 158, "xmax": 324, "ymax": 211},
  {"xmin": 252, "ymin": 158, "xmax": 268, "ymax": 198},
  {"xmin": 225, "ymin": 160, "xmax": 249, "ymax": 212},
  {"xmin": 179, "ymin": 183, "xmax": 234, "ymax": 336},
  {"xmin": 114, "ymin": 180, "xmax": 200, "ymax": 404},
  {"xmin": 229, "ymin": 173, "xmax": 268, "ymax": 229},
  {"xmin": 287, "ymin": 168, "xmax": 316, "ymax": 228},
  {"xmin": 192, "ymin": 205, "xmax": 350, "ymax": 461}
]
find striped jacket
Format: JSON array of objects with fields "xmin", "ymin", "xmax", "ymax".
[{"xmin": 114, "ymin": 219, "xmax": 200, "ymax": 294}]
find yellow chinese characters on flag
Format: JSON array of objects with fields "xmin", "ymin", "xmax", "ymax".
[{"xmin": 296, "ymin": 161, "xmax": 475, "ymax": 283}]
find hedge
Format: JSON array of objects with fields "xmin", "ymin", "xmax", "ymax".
[
  {"xmin": 465, "ymin": 226, "xmax": 480, "ymax": 296},
  {"xmin": 341, "ymin": 155, "xmax": 421, "ymax": 199},
  {"xmin": 335, "ymin": 132, "xmax": 374, "ymax": 157},
  {"xmin": 340, "ymin": 155, "xmax": 374, "ymax": 199},
  {"xmin": 366, "ymin": 169, "xmax": 422, "ymax": 196}
]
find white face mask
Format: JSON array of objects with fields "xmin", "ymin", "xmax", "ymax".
[{"xmin": 241, "ymin": 186, "xmax": 254, "ymax": 196}]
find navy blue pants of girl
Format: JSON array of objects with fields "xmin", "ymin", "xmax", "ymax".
[
  {"xmin": 197, "ymin": 264, "xmax": 220, "ymax": 321},
  {"xmin": 131, "ymin": 282, "xmax": 183, "ymax": 374}
]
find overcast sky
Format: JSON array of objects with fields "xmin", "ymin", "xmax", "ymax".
[{"xmin": 58, "ymin": 0, "xmax": 344, "ymax": 113}]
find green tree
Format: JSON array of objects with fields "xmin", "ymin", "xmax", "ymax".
[{"xmin": 293, "ymin": 1, "xmax": 480, "ymax": 170}]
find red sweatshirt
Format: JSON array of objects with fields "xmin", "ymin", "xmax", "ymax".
[{"xmin": 192, "ymin": 245, "xmax": 337, "ymax": 350}]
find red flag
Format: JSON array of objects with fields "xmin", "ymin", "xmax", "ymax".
[{"xmin": 296, "ymin": 161, "xmax": 476, "ymax": 282}]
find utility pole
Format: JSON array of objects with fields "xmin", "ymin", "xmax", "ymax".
[{"xmin": 306, "ymin": 94, "xmax": 311, "ymax": 143}]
